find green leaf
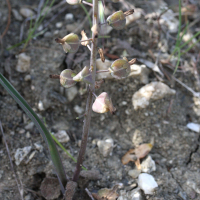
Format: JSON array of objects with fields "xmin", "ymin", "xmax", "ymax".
[{"xmin": 0, "ymin": 73, "xmax": 68, "ymax": 193}]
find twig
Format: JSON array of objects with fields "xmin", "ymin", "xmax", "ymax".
[
  {"xmin": 0, "ymin": 121, "xmax": 24, "ymax": 200},
  {"xmin": 72, "ymin": 0, "xmax": 99, "ymax": 182},
  {"xmin": 85, "ymin": 188, "xmax": 95, "ymax": 200},
  {"xmin": 0, "ymin": 0, "xmax": 11, "ymax": 41}
]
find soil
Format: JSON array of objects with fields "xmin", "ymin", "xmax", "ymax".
[{"xmin": 1, "ymin": 0, "xmax": 200, "ymax": 200}]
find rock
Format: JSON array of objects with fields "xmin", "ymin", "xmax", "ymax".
[
  {"xmin": 74, "ymin": 105, "xmax": 84, "ymax": 114},
  {"xmin": 96, "ymin": 59, "xmax": 112, "ymax": 79},
  {"xmin": 56, "ymin": 22, "xmax": 63, "ymax": 28},
  {"xmin": 20, "ymin": 8, "xmax": 35, "ymax": 18},
  {"xmin": 97, "ymin": 138, "xmax": 114, "ymax": 157},
  {"xmin": 65, "ymin": 13, "xmax": 74, "ymax": 21},
  {"xmin": 126, "ymin": 9, "xmax": 143, "ymax": 26},
  {"xmin": 132, "ymin": 82, "xmax": 176, "ymax": 110},
  {"xmin": 40, "ymin": 177, "xmax": 60, "ymax": 200},
  {"xmin": 128, "ymin": 169, "xmax": 141, "ymax": 179},
  {"xmin": 66, "ymin": 86, "xmax": 78, "ymax": 102},
  {"xmin": 66, "ymin": 23, "xmax": 79, "ymax": 32},
  {"xmin": 187, "ymin": 122, "xmax": 200, "ymax": 133},
  {"xmin": 16, "ymin": 53, "xmax": 31, "ymax": 73},
  {"xmin": 34, "ymin": 143, "xmax": 43, "ymax": 152},
  {"xmin": 38, "ymin": 100, "xmax": 45, "ymax": 111},
  {"xmin": 129, "ymin": 64, "xmax": 150, "ymax": 84},
  {"xmin": 12, "ymin": 9, "xmax": 23, "ymax": 21},
  {"xmin": 138, "ymin": 173, "xmax": 158, "ymax": 195},
  {"xmin": 14, "ymin": 146, "xmax": 32, "ymax": 165},
  {"xmin": 25, "ymin": 122, "xmax": 34, "ymax": 130},
  {"xmin": 44, "ymin": 31, "xmax": 52, "ymax": 38},
  {"xmin": 118, "ymin": 188, "xmax": 145, "ymax": 200},
  {"xmin": 26, "ymin": 132, "xmax": 31, "ymax": 138},
  {"xmin": 140, "ymin": 155, "xmax": 156, "ymax": 173},
  {"xmin": 54, "ymin": 130, "xmax": 70, "ymax": 143},
  {"xmin": 24, "ymin": 74, "xmax": 31, "ymax": 81}
]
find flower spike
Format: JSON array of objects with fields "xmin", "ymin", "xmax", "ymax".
[{"xmin": 55, "ymin": 33, "xmax": 80, "ymax": 53}]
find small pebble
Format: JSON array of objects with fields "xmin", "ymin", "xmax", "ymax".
[
  {"xmin": 16, "ymin": 53, "xmax": 31, "ymax": 73},
  {"xmin": 187, "ymin": 122, "xmax": 200, "ymax": 133},
  {"xmin": 65, "ymin": 13, "xmax": 74, "ymax": 21},
  {"xmin": 56, "ymin": 22, "xmax": 63, "ymax": 28},
  {"xmin": 20, "ymin": 8, "xmax": 35, "ymax": 18},
  {"xmin": 25, "ymin": 122, "xmax": 34, "ymax": 130},
  {"xmin": 141, "ymin": 155, "xmax": 156, "ymax": 173},
  {"xmin": 34, "ymin": 143, "xmax": 43, "ymax": 152},
  {"xmin": 97, "ymin": 138, "xmax": 114, "ymax": 157},
  {"xmin": 24, "ymin": 74, "xmax": 31, "ymax": 81},
  {"xmin": 44, "ymin": 31, "xmax": 52, "ymax": 38},
  {"xmin": 138, "ymin": 173, "xmax": 158, "ymax": 195},
  {"xmin": 38, "ymin": 100, "xmax": 45, "ymax": 111},
  {"xmin": 128, "ymin": 169, "xmax": 141, "ymax": 179},
  {"xmin": 12, "ymin": 9, "xmax": 23, "ymax": 21},
  {"xmin": 66, "ymin": 87, "xmax": 78, "ymax": 102},
  {"xmin": 74, "ymin": 105, "xmax": 84, "ymax": 114},
  {"xmin": 19, "ymin": 129, "xmax": 25, "ymax": 134},
  {"xmin": 54, "ymin": 130, "xmax": 70, "ymax": 143},
  {"xmin": 26, "ymin": 132, "xmax": 31, "ymax": 138},
  {"xmin": 14, "ymin": 146, "xmax": 32, "ymax": 165}
]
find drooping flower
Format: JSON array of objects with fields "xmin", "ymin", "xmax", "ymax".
[
  {"xmin": 73, "ymin": 66, "xmax": 93, "ymax": 84},
  {"xmin": 55, "ymin": 33, "xmax": 80, "ymax": 53},
  {"xmin": 92, "ymin": 92, "xmax": 116, "ymax": 114},
  {"xmin": 60, "ymin": 69, "xmax": 77, "ymax": 88}
]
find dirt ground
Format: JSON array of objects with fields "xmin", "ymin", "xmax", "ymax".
[{"xmin": 1, "ymin": 0, "xmax": 200, "ymax": 199}]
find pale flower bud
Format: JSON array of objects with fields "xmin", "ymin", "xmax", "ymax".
[
  {"xmin": 73, "ymin": 66, "xmax": 93, "ymax": 84},
  {"xmin": 60, "ymin": 69, "xmax": 77, "ymax": 88},
  {"xmin": 92, "ymin": 92, "xmax": 116, "ymax": 114},
  {"xmin": 66, "ymin": 0, "xmax": 82, "ymax": 5},
  {"xmin": 109, "ymin": 58, "xmax": 131, "ymax": 79}
]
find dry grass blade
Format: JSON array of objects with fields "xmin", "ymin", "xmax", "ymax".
[{"xmin": 0, "ymin": 121, "xmax": 24, "ymax": 200}]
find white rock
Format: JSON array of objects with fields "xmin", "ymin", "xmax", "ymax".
[
  {"xmin": 96, "ymin": 59, "xmax": 112, "ymax": 79},
  {"xmin": 16, "ymin": 53, "xmax": 31, "ymax": 73},
  {"xmin": 12, "ymin": 9, "xmax": 23, "ymax": 21},
  {"xmin": 25, "ymin": 122, "xmax": 34, "ymax": 130},
  {"xmin": 65, "ymin": 13, "xmax": 74, "ymax": 21},
  {"xmin": 97, "ymin": 138, "xmax": 114, "ymax": 157},
  {"xmin": 138, "ymin": 173, "xmax": 158, "ymax": 195},
  {"xmin": 56, "ymin": 22, "xmax": 63, "ymax": 28},
  {"xmin": 15, "ymin": 146, "xmax": 32, "ymax": 165},
  {"xmin": 118, "ymin": 188, "xmax": 144, "ymax": 200},
  {"xmin": 38, "ymin": 100, "xmax": 45, "ymax": 111},
  {"xmin": 187, "ymin": 123, "xmax": 200, "ymax": 133},
  {"xmin": 74, "ymin": 105, "xmax": 84, "ymax": 114},
  {"xmin": 34, "ymin": 143, "xmax": 43, "ymax": 152},
  {"xmin": 141, "ymin": 155, "xmax": 156, "ymax": 173},
  {"xmin": 132, "ymin": 82, "xmax": 176, "ymax": 110},
  {"xmin": 24, "ymin": 74, "xmax": 31, "ymax": 81},
  {"xmin": 66, "ymin": 87, "xmax": 78, "ymax": 102},
  {"xmin": 128, "ymin": 169, "xmax": 141, "ymax": 179},
  {"xmin": 54, "ymin": 130, "xmax": 70, "ymax": 143},
  {"xmin": 20, "ymin": 8, "xmax": 35, "ymax": 18}
]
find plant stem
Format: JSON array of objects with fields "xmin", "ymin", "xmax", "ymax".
[{"xmin": 72, "ymin": 0, "xmax": 98, "ymax": 182}]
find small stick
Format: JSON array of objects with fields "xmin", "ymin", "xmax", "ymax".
[
  {"xmin": 96, "ymin": 70, "xmax": 109, "ymax": 74},
  {"xmin": 82, "ymin": 0, "xmax": 93, "ymax": 7},
  {"xmin": 0, "ymin": 0, "xmax": 11, "ymax": 41},
  {"xmin": 85, "ymin": 188, "xmax": 95, "ymax": 200},
  {"xmin": 0, "ymin": 121, "xmax": 24, "ymax": 200},
  {"xmin": 87, "ymin": 45, "xmax": 91, "ymax": 51},
  {"xmin": 49, "ymin": 74, "xmax": 60, "ymax": 79}
]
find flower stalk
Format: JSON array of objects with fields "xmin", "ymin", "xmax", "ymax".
[{"xmin": 72, "ymin": 0, "xmax": 99, "ymax": 182}]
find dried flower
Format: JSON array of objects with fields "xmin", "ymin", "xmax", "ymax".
[
  {"xmin": 60, "ymin": 69, "xmax": 77, "ymax": 88},
  {"xmin": 66, "ymin": 0, "xmax": 82, "ymax": 5},
  {"xmin": 55, "ymin": 33, "xmax": 80, "ymax": 53},
  {"xmin": 106, "ymin": 10, "xmax": 126, "ymax": 30},
  {"xmin": 109, "ymin": 58, "xmax": 131, "ymax": 79},
  {"xmin": 73, "ymin": 66, "xmax": 93, "ymax": 84},
  {"xmin": 98, "ymin": 48, "xmax": 105, "ymax": 62},
  {"xmin": 92, "ymin": 92, "xmax": 116, "ymax": 114},
  {"xmin": 81, "ymin": 30, "xmax": 90, "ymax": 46}
]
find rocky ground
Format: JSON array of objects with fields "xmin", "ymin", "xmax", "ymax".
[{"xmin": 1, "ymin": 0, "xmax": 200, "ymax": 199}]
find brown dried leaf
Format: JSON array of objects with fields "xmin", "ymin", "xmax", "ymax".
[
  {"xmin": 40, "ymin": 177, "xmax": 60, "ymax": 200},
  {"xmin": 121, "ymin": 149, "xmax": 137, "ymax": 165},
  {"xmin": 134, "ymin": 143, "xmax": 153, "ymax": 159},
  {"xmin": 98, "ymin": 186, "xmax": 119, "ymax": 200},
  {"xmin": 81, "ymin": 30, "xmax": 90, "ymax": 46},
  {"xmin": 98, "ymin": 48, "xmax": 105, "ymax": 62}
]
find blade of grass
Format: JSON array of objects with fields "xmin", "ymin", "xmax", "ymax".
[
  {"xmin": 80, "ymin": 3, "xmax": 92, "ymax": 28},
  {"xmin": 173, "ymin": 48, "xmax": 181, "ymax": 74},
  {"xmin": 42, "ymin": 117, "xmax": 87, "ymax": 171},
  {"xmin": 0, "ymin": 73, "xmax": 68, "ymax": 194},
  {"xmin": 181, "ymin": 37, "xmax": 200, "ymax": 56},
  {"xmin": 175, "ymin": 0, "xmax": 182, "ymax": 47}
]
